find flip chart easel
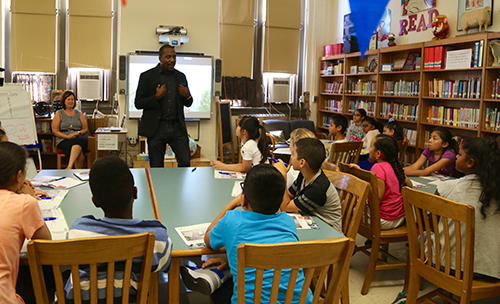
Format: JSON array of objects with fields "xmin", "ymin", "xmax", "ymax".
[
  {"xmin": 0, "ymin": 84, "xmax": 42, "ymax": 168},
  {"xmin": 216, "ymin": 101, "xmax": 235, "ymax": 163}
]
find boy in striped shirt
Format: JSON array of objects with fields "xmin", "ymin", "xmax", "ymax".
[{"xmin": 63, "ymin": 156, "xmax": 172, "ymax": 303}]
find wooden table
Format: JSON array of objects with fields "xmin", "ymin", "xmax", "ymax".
[{"xmin": 147, "ymin": 167, "xmax": 344, "ymax": 304}]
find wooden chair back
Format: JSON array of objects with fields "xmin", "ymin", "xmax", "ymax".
[
  {"xmin": 328, "ymin": 141, "xmax": 363, "ymax": 165},
  {"xmin": 402, "ymin": 187, "xmax": 477, "ymax": 303},
  {"xmin": 265, "ymin": 133, "xmax": 276, "ymax": 158},
  {"xmin": 28, "ymin": 232, "xmax": 156, "ymax": 304},
  {"xmin": 323, "ymin": 170, "xmax": 369, "ymax": 239},
  {"xmin": 397, "ymin": 140, "xmax": 408, "ymax": 164},
  {"xmin": 321, "ymin": 161, "xmax": 339, "ymax": 172},
  {"xmin": 236, "ymin": 238, "xmax": 355, "ymax": 304}
]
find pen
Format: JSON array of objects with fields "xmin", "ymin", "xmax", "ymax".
[
  {"xmin": 219, "ymin": 172, "xmax": 231, "ymax": 175},
  {"xmin": 270, "ymin": 158, "xmax": 288, "ymax": 167},
  {"xmin": 54, "ymin": 177, "xmax": 66, "ymax": 181},
  {"xmin": 39, "ymin": 196, "xmax": 52, "ymax": 200},
  {"xmin": 44, "ymin": 217, "xmax": 57, "ymax": 221},
  {"xmin": 192, "ymin": 167, "xmax": 197, "ymax": 172}
]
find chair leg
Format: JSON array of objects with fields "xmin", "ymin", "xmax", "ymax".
[
  {"xmin": 405, "ymin": 268, "xmax": 421, "ymax": 304},
  {"xmin": 361, "ymin": 240, "xmax": 381, "ymax": 295},
  {"xmin": 57, "ymin": 154, "xmax": 63, "ymax": 170},
  {"xmin": 341, "ymin": 281, "xmax": 350, "ymax": 304},
  {"xmin": 381, "ymin": 244, "xmax": 389, "ymax": 262},
  {"xmin": 402, "ymin": 251, "xmax": 410, "ymax": 292}
]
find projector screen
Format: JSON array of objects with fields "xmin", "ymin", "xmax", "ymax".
[{"xmin": 127, "ymin": 52, "xmax": 213, "ymax": 119}]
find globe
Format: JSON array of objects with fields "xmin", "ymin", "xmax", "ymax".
[{"xmin": 189, "ymin": 137, "xmax": 197, "ymax": 156}]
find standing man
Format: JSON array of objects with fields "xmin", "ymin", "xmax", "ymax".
[{"xmin": 135, "ymin": 45, "xmax": 193, "ymax": 167}]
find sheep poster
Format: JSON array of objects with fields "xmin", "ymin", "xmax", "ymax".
[
  {"xmin": 402, "ymin": 0, "xmax": 437, "ymax": 16},
  {"xmin": 457, "ymin": 0, "xmax": 493, "ymax": 31}
]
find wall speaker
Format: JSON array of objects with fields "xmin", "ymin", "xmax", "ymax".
[
  {"xmin": 214, "ymin": 58, "xmax": 222, "ymax": 96},
  {"xmin": 119, "ymin": 55, "xmax": 126, "ymax": 81}
]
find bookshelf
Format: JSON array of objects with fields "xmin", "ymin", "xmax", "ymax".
[{"xmin": 316, "ymin": 33, "xmax": 498, "ymax": 162}]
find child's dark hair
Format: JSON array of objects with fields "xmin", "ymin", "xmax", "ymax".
[
  {"xmin": 385, "ymin": 119, "xmax": 404, "ymax": 141},
  {"xmin": 363, "ymin": 116, "xmax": 384, "ymax": 133},
  {"xmin": 239, "ymin": 116, "xmax": 269, "ymax": 164},
  {"xmin": 355, "ymin": 108, "xmax": 367, "ymax": 119},
  {"xmin": 432, "ymin": 127, "xmax": 458, "ymax": 153},
  {"xmin": 373, "ymin": 134, "xmax": 407, "ymax": 189},
  {"xmin": 89, "ymin": 157, "xmax": 135, "ymax": 211},
  {"xmin": 332, "ymin": 115, "xmax": 348, "ymax": 134},
  {"xmin": 0, "ymin": 142, "xmax": 27, "ymax": 187},
  {"xmin": 295, "ymin": 138, "xmax": 326, "ymax": 171},
  {"xmin": 461, "ymin": 137, "xmax": 500, "ymax": 218},
  {"xmin": 243, "ymin": 164, "xmax": 285, "ymax": 214}
]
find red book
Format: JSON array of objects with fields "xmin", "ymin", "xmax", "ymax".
[
  {"xmin": 424, "ymin": 47, "xmax": 433, "ymax": 70},
  {"xmin": 434, "ymin": 46, "xmax": 446, "ymax": 69}
]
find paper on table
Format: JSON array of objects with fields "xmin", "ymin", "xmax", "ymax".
[
  {"xmin": 44, "ymin": 208, "xmax": 69, "ymax": 234},
  {"xmin": 38, "ymin": 190, "xmax": 68, "ymax": 210},
  {"xmin": 231, "ymin": 181, "xmax": 243, "ymax": 197},
  {"xmin": 175, "ymin": 223, "xmax": 211, "ymax": 248},
  {"xmin": 31, "ymin": 175, "xmax": 62, "ymax": 187},
  {"xmin": 409, "ymin": 179, "xmax": 427, "ymax": 188},
  {"xmin": 50, "ymin": 177, "xmax": 85, "ymax": 189},
  {"xmin": 286, "ymin": 213, "xmax": 320, "ymax": 230},
  {"xmin": 214, "ymin": 169, "xmax": 246, "ymax": 179},
  {"xmin": 73, "ymin": 170, "xmax": 90, "ymax": 181}
]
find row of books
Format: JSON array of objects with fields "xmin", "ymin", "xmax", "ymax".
[
  {"xmin": 12, "ymin": 73, "xmax": 56, "ymax": 103},
  {"xmin": 402, "ymin": 151, "xmax": 417, "ymax": 166},
  {"xmin": 424, "ymin": 130, "xmax": 466, "ymax": 147},
  {"xmin": 382, "ymin": 80, "xmax": 420, "ymax": 97},
  {"xmin": 427, "ymin": 78, "xmax": 481, "ymax": 99},
  {"xmin": 324, "ymin": 82, "xmax": 343, "ymax": 94},
  {"xmin": 36, "ymin": 121, "xmax": 53, "ymax": 133},
  {"xmin": 426, "ymin": 106, "xmax": 480, "ymax": 128},
  {"xmin": 424, "ymin": 46, "xmax": 446, "ymax": 70},
  {"xmin": 473, "ymin": 40, "xmax": 485, "ymax": 68},
  {"xmin": 324, "ymin": 100, "xmax": 343, "ymax": 112},
  {"xmin": 39, "ymin": 138, "xmax": 55, "ymax": 153},
  {"xmin": 347, "ymin": 100, "xmax": 375, "ymax": 116},
  {"xmin": 380, "ymin": 102, "xmax": 419, "ymax": 121},
  {"xmin": 489, "ymin": 79, "xmax": 500, "ymax": 99},
  {"xmin": 346, "ymin": 80, "xmax": 376, "ymax": 95},
  {"xmin": 405, "ymin": 128, "xmax": 417, "ymax": 147},
  {"xmin": 485, "ymin": 108, "xmax": 500, "ymax": 131},
  {"xmin": 322, "ymin": 116, "xmax": 335, "ymax": 128}
]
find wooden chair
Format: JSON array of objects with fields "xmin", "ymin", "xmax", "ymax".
[
  {"xmin": 328, "ymin": 141, "xmax": 362, "ymax": 165},
  {"xmin": 265, "ymin": 133, "xmax": 276, "ymax": 158},
  {"xmin": 56, "ymin": 148, "xmax": 91, "ymax": 169},
  {"xmin": 321, "ymin": 161, "xmax": 339, "ymax": 172},
  {"xmin": 402, "ymin": 187, "xmax": 500, "ymax": 304},
  {"xmin": 339, "ymin": 162, "xmax": 408, "ymax": 295},
  {"xmin": 28, "ymin": 232, "xmax": 156, "ymax": 304},
  {"xmin": 237, "ymin": 238, "xmax": 355, "ymax": 304},
  {"xmin": 323, "ymin": 170, "xmax": 370, "ymax": 304},
  {"xmin": 397, "ymin": 140, "xmax": 408, "ymax": 165}
]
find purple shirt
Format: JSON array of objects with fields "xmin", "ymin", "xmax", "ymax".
[{"xmin": 422, "ymin": 147, "xmax": 456, "ymax": 176}]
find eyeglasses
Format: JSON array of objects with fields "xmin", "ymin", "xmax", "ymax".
[
  {"xmin": 240, "ymin": 182, "xmax": 250, "ymax": 205},
  {"xmin": 362, "ymin": 124, "xmax": 373, "ymax": 128},
  {"xmin": 353, "ymin": 113, "xmax": 361, "ymax": 117}
]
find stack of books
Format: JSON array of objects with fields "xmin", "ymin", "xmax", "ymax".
[
  {"xmin": 324, "ymin": 81, "xmax": 343, "ymax": 94},
  {"xmin": 485, "ymin": 108, "xmax": 500, "ymax": 131},
  {"xmin": 324, "ymin": 100, "xmax": 343, "ymax": 112},
  {"xmin": 347, "ymin": 80, "xmax": 376, "ymax": 95},
  {"xmin": 427, "ymin": 78, "xmax": 481, "ymax": 99},
  {"xmin": 380, "ymin": 102, "xmax": 419, "ymax": 121},
  {"xmin": 382, "ymin": 80, "xmax": 420, "ymax": 97},
  {"xmin": 426, "ymin": 106, "xmax": 479, "ymax": 128},
  {"xmin": 348, "ymin": 100, "xmax": 375, "ymax": 116}
]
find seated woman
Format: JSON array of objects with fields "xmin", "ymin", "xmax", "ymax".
[{"xmin": 52, "ymin": 91, "xmax": 88, "ymax": 169}]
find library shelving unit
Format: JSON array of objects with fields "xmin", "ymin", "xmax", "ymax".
[
  {"xmin": 318, "ymin": 54, "xmax": 345, "ymax": 133},
  {"xmin": 316, "ymin": 32, "xmax": 497, "ymax": 162},
  {"xmin": 35, "ymin": 118, "xmax": 56, "ymax": 154}
]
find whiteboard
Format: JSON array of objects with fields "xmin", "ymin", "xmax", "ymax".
[{"xmin": 0, "ymin": 84, "xmax": 38, "ymax": 145}]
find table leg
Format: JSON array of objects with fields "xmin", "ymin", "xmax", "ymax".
[{"xmin": 168, "ymin": 257, "xmax": 181, "ymax": 304}]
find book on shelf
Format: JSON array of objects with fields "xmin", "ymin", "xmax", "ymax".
[
  {"xmin": 478, "ymin": 40, "xmax": 484, "ymax": 68},
  {"xmin": 485, "ymin": 108, "xmax": 500, "ymax": 131},
  {"xmin": 324, "ymin": 100, "xmax": 343, "ymax": 112},
  {"xmin": 380, "ymin": 102, "xmax": 419, "ymax": 121},
  {"xmin": 347, "ymin": 80, "xmax": 376, "ymax": 95},
  {"xmin": 382, "ymin": 80, "xmax": 420, "ymax": 97},
  {"xmin": 324, "ymin": 81, "xmax": 343, "ymax": 94},
  {"xmin": 36, "ymin": 121, "xmax": 53, "ymax": 133},
  {"xmin": 491, "ymin": 79, "xmax": 500, "ymax": 99},
  {"xmin": 426, "ymin": 106, "xmax": 479, "ymax": 128},
  {"xmin": 404, "ymin": 128, "xmax": 417, "ymax": 147},
  {"xmin": 427, "ymin": 78, "xmax": 481, "ymax": 99},
  {"xmin": 348, "ymin": 100, "xmax": 375, "ymax": 116}
]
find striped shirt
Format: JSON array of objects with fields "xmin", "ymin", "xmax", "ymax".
[{"xmin": 62, "ymin": 216, "xmax": 172, "ymax": 303}]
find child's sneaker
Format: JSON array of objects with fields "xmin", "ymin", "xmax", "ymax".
[{"xmin": 180, "ymin": 265, "xmax": 231, "ymax": 295}]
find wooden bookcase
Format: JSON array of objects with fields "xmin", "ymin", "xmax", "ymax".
[{"xmin": 316, "ymin": 33, "xmax": 497, "ymax": 162}]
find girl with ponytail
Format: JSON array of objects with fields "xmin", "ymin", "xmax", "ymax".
[
  {"xmin": 436, "ymin": 137, "xmax": 500, "ymax": 279},
  {"xmin": 212, "ymin": 116, "xmax": 269, "ymax": 172}
]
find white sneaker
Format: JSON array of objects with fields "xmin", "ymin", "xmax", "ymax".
[{"xmin": 180, "ymin": 265, "xmax": 231, "ymax": 295}]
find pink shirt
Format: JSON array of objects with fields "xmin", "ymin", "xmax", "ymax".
[
  {"xmin": 0, "ymin": 190, "xmax": 44, "ymax": 304},
  {"xmin": 371, "ymin": 162, "xmax": 405, "ymax": 221}
]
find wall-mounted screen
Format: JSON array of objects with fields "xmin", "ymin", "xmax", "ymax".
[{"xmin": 127, "ymin": 52, "xmax": 213, "ymax": 119}]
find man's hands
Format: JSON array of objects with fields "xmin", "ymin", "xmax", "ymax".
[
  {"xmin": 155, "ymin": 84, "xmax": 167, "ymax": 99},
  {"xmin": 178, "ymin": 85, "xmax": 191, "ymax": 98}
]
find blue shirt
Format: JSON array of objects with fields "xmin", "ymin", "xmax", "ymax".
[{"xmin": 210, "ymin": 210, "xmax": 312, "ymax": 304}]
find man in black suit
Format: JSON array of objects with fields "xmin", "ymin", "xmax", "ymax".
[{"xmin": 135, "ymin": 45, "xmax": 193, "ymax": 167}]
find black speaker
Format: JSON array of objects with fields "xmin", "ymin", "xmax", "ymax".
[
  {"xmin": 119, "ymin": 55, "xmax": 126, "ymax": 81},
  {"xmin": 215, "ymin": 58, "xmax": 222, "ymax": 82}
]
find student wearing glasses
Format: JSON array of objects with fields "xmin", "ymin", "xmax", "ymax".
[
  {"xmin": 346, "ymin": 108, "xmax": 366, "ymax": 141},
  {"xmin": 361, "ymin": 116, "xmax": 383, "ymax": 150}
]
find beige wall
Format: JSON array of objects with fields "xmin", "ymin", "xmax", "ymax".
[{"xmin": 118, "ymin": 0, "xmax": 219, "ymax": 160}]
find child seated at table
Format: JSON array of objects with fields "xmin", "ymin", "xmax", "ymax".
[
  {"xmin": 329, "ymin": 115, "xmax": 348, "ymax": 143},
  {"xmin": 0, "ymin": 142, "xmax": 51, "ymax": 304},
  {"xmin": 361, "ymin": 116, "xmax": 383, "ymax": 150},
  {"xmin": 275, "ymin": 138, "xmax": 342, "ymax": 232},
  {"xmin": 346, "ymin": 108, "xmax": 366, "ymax": 141},
  {"xmin": 203, "ymin": 164, "xmax": 312, "ymax": 304},
  {"xmin": 63, "ymin": 156, "xmax": 172, "ymax": 302},
  {"xmin": 404, "ymin": 127, "xmax": 458, "ymax": 177},
  {"xmin": 436, "ymin": 137, "xmax": 500, "ymax": 279},
  {"xmin": 286, "ymin": 128, "xmax": 316, "ymax": 188}
]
